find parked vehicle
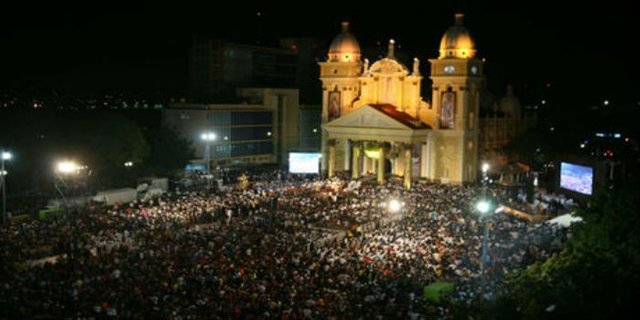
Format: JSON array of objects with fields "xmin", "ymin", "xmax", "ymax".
[{"xmin": 93, "ymin": 188, "xmax": 137, "ymax": 205}]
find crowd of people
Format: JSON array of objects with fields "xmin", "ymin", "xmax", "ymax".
[{"xmin": 1, "ymin": 171, "xmax": 572, "ymax": 319}]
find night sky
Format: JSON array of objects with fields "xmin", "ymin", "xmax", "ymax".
[{"xmin": 1, "ymin": 1, "xmax": 638, "ymax": 105}]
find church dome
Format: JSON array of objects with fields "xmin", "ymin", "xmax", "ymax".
[
  {"xmin": 499, "ymin": 85, "xmax": 522, "ymax": 119},
  {"xmin": 439, "ymin": 13, "xmax": 476, "ymax": 59},
  {"xmin": 328, "ymin": 22, "xmax": 361, "ymax": 62}
]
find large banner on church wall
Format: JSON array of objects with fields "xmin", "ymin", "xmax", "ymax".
[
  {"xmin": 328, "ymin": 91, "xmax": 341, "ymax": 121},
  {"xmin": 440, "ymin": 91, "xmax": 455, "ymax": 129}
]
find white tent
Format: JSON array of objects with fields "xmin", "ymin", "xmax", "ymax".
[{"xmin": 546, "ymin": 213, "xmax": 583, "ymax": 227}]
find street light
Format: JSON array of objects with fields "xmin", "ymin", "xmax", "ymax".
[
  {"xmin": 200, "ymin": 132, "xmax": 217, "ymax": 174},
  {"xmin": 57, "ymin": 161, "xmax": 81, "ymax": 174},
  {"xmin": 475, "ymin": 199, "xmax": 493, "ymax": 281},
  {"xmin": 481, "ymin": 162, "xmax": 490, "ymax": 185},
  {"xmin": 476, "ymin": 200, "xmax": 490, "ymax": 215},
  {"xmin": 481, "ymin": 162, "xmax": 490, "ymax": 175},
  {"xmin": 1, "ymin": 150, "xmax": 12, "ymax": 224},
  {"xmin": 388, "ymin": 199, "xmax": 402, "ymax": 213}
]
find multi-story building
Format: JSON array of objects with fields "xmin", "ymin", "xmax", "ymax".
[{"xmin": 164, "ymin": 88, "xmax": 299, "ymax": 167}]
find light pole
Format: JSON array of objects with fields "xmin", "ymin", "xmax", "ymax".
[
  {"xmin": 1, "ymin": 151, "xmax": 12, "ymax": 224},
  {"xmin": 481, "ymin": 162, "xmax": 490, "ymax": 186},
  {"xmin": 200, "ymin": 132, "xmax": 216, "ymax": 190},
  {"xmin": 200, "ymin": 132, "xmax": 217, "ymax": 173},
  {"xmin": 476, "ymin": 199, "xmax": 493, "ymax": 288}
]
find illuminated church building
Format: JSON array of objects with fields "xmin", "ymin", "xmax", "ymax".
[{"xmin": 320, "ymin": 14, "xmax": 499, "ymax": 187}]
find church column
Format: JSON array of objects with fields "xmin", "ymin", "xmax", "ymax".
[
  {"xmin": 377, "ymin": 145, "xmax": 386, "ymax": 185},
  {"xmin": 344, "ymin": 139, "xmax": 351, "ymax": 171},
  {"xmin": 404, "ymin": 144, "xmax": 412, "ymax": 190},
  {"xmin": 420, "ymin": 142, "xmax": 429, "ymax": 178},
  {"xmin": 328, "ymin": 140, "xmax": 336, "ymax": 178},
  {"xmin": 351, "ymin": 141, "xmax": 360, "ymax": 179}
]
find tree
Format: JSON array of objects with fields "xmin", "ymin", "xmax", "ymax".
[
  {"xmin": 506, "ymin": 186, "xmax": 640, "ymax": 319},
  {"xmin": 85, "ymin": 112, "xmax": 150, "ymax": 187},
  {"xmin": 142, "ymin": 125, "xmax": 194, "ymax": 176}
]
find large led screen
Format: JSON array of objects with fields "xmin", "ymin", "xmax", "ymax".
[
  {"xmin": 289, "ymin": 152, "xmax": 321, "ymax": 174},
  {"xmin": 560, "ymin": 162, "xmax": 593, "ymax": 195}
]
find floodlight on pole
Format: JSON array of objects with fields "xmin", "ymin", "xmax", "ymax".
[
  {"xmin": 201, "ymin": 131, "xmax": 217, "ymax": 189},
  {"xmin": 476, "ymin": 198, "xmax": 494, "ymax": 285},
  {"xmin": 56, "ymin": 161, "xmax": 80, "ymax": 174},
  {"xmin": 481, "ymin": 162, "xmax": 490, "ymax": 174},
  {"xmin": 388, "ymin": 199, "xmax": 403, "ymax": 213},
  {"xmin": 200, "ymin": 132, "xmax": 216, "ymax": 142},
  {"xmin": 54, "ymin": 160, "xmax": 85, "ymax": 219},
  {"xmin": 476, "ymin": 200, "xmax": 491, "ymax": 216}
]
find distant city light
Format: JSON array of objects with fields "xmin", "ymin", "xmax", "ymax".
[
  {"xmin": 124, "ymin": 161, "xmax": 133, "ymax": 167},
  {"xmin": 541, "ymin": 100, "xmax": 546, "ymax": 105},
  {"xmin": 481, "ymin": 162, "xmax": 490, "ymax": 173},
  {"xmin": 580, "ymin": 144, "xmax": 585, "ymax": 149},
  {"xmin": 224, "ymin": 136, "xmax": 229, "ymax": 141},
  {"xmin": 1, "ymin": 151, "xmax": 11, "ymax": 160},
  {"xmin": 267, "ymin": 131, "xmax": 272, "ymax": 137},
  {"xmin": 603, "ymin": 100, "xmax": 610, "ymax": 106},
  {"xmin": 550, "ymin": 127, "xmax": 555, "ymax": 132},
  {"xmin": 613, "ymin": 133, "xmax": 622, "ymax": 138},
  {"xmin": 0, "ymin": 170, "xmax": 6, "ymax": 176},
  {"xmin": 313, "ymin": 128, "xmax": 318, "ymax": 133}
]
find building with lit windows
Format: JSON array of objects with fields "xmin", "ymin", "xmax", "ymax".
[
  {"xmin": 164, "ymin": 88, "xmax": 300, "ymax": 167},
  {"xmin": 319, "ymin": 14, "xmax": 533, "ymax": 186}
]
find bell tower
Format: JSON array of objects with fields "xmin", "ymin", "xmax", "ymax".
[
  {"xmin": 429, "ymin": 13, "xmax": 485, "ymax": 183},
  {"xmin": 318, "ymin": 22, "xmax": 362, "ymax": 175}
]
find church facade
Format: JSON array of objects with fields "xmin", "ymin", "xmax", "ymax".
[{"xmin": 319, "ymin": 14, "xmax": 485, "ymax": 187}]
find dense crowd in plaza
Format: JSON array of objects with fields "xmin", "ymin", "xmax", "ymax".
[{"xmin": 0, "ymin": 171, "xmax": 572, "ymax": 319}]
